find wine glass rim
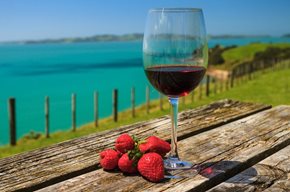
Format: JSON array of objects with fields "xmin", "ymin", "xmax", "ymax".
[{"xmin": 149, "ymin": 8, "xmax": 202, "ymax": 12}]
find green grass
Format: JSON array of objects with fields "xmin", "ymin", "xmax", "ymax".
[
  {"xmin": 221, "ymin": 43, "xmax": 290, "ymax": 69},
  {"xmin": 202, "ymin": 67, "xmax": 290, "ymax": 106},
  {"xmin": 1, "ymin": 65, "xmax": 290, "ymax": 159}
]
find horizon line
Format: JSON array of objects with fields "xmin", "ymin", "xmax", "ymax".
[{"xmin": 0, "ymin": 33, "xmax": 289, "ymax": 43}]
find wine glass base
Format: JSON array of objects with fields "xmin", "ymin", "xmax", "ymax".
[
  {"xmin": 164, "ymin": 157, "xmax": 200, "ymax": 178},
  {"xmin": 164, "ymin": 157, "xmax": 193, "ymax": 170}
]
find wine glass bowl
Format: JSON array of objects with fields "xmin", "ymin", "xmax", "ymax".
[{"xmin": 143, "ymin": 8, "xmax": 208, "ymax": 172}]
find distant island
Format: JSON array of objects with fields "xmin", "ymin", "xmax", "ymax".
[
  {"xmin": 16, "ymin": 33, "xmax": 144, "ymax": 44},
  {"xmin": 1, "ymin": 33, "xmax": 281, "ymax": 44},
  {"xmin": 283, "ymin": 34, "xmax": 290, "ymax": 38},
  {"xmin": 208, "ymin": 34, "xmax": 271, "ymax": 39}
]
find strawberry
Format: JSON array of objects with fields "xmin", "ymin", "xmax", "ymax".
[
  {"xmin": 100, "ymin": 149, "xmax": 119, "ymax": 170},
  {"xmin": 137, "ymin": 152, "xmax": 164, "ymax": 182},
  {"xmin": 139, "ymin": 136, "xmax": 171, "ymax": 156},
  {"xmin": 118, "ymin": 153, "xmax": 138, "ymax": 174},
  {"xmin": 115, "ymin": 134, "xmax": 135, "ymax": 154}
]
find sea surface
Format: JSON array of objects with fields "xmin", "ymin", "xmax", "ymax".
[{"xmin": 1, "ymin": 37, "xmax": 290, "ymax": 145}]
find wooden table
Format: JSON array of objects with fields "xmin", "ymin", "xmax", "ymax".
[{"xmin": 0, "ymin": 99, "xmax": 289, "ymax": 192}]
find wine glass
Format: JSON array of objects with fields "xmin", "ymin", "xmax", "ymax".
[{"xmin": 143, "ymin": 8, "xmax": 208, "ymax": 172}]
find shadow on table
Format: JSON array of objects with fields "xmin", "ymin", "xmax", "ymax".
[{"xmin": 198, "ymin": 160, "xmax": 258, "ymax": 184}]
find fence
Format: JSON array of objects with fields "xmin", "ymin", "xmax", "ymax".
[
  {"xmin": 6, "ymin": 87, "xmax": 150, "ymax": 145},
  {"xmin": 5, "ymin": 59, "xmax": 290, "ymax": 146}
]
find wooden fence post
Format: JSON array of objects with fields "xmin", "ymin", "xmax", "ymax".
[
  {"xmin": 146, "ymin": 86, "xmax": 150, "ymax": 114},
  {"xmin": 45, "ymin": 96, "xmax": 49, "ymax": 138},
  {"xmin": 113, "ymin": 89, "xmax": 118, "ymax": 122},
  {"xmin": 131, "ymin": 87, "xmax": 135, "ymax": 118},
  {"xmin": 238, "ymin": 67, "xmax": 241, "ymax": 84},
  {"xmin": 248, "ymin": 63, "xmax": 252, "ymax": 80},
  {"xmin": 230, "ymin": 69, "xmax": 235, "ymax": 88},
  {"xmin": 213, "ymin": 77, "xmax": 217, "ymax": 94},
  {"xmin": 240, "ymin": 65, "xmax": 245, "ymax": 83},
  {"xmin": 225, "ymin": 78, "xmax": 229, "ymax": 91},
  {"xmin": 219, "ymin": 75, "xmax": 224, "ymax": 93},
  {"xmin": 236, "ymin": 68, "xmax": 240, "ymax": 86},
  {"xmin": 72, "ymin": 93, "xmax": 76, "ymax": 131},
  {"xmin": 8, "ymin": 98, "xmax": 16, "ymax": 146},
  {"xmin": 206, "ymin": 75, "xmax": 210, "ymax": 97},
  {"xmin": 252, "ymin": 62, "xmax": 256, "ymax": 79},
  {"xmin": 262, "ymin": 60, "xmax": 266, "ymax": 74},
  {"xmin": 243, "ymin": 64, "xmax": 247, "ymax": 82},
  {"xmin": 94, "ymin": 91, "xmax": 99, "ymax": 127}
]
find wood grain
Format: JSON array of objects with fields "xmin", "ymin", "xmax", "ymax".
[
  {"xmin": 207, "ymin": 145, "xmax": 290, "ymax": 192},
  {"xmin": 37, "ymin": 105, "xmax": 290, "ymax": 192},
  {"xmin": 0, "ymin": 100, "xmax": 270, "ymax": 192}
]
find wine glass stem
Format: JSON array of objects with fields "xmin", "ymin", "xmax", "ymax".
[{"xmin": 168, "ymin": 97, "xmax": 179, "ymax": 159}]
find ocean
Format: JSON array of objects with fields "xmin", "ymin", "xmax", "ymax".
[{"xmin": 0, "ymin": 37, "xmax": 289, "ymax": 145}]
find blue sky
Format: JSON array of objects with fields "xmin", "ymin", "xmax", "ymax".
[{"xmin": 0, "ymin": 0, "xmax": 290, "ymax": 41}]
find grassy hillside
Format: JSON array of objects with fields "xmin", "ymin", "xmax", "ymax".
[
  {"xmin": 202, "ymin": 67, "xmax": 290, "ymax": 106},
  {"xmin": 1, "ymin": 65, "xmax": 289, "ymax": 158},
  {"xmin": 221, "ymin": 43, "xmax": 290, "ymax": 69}
]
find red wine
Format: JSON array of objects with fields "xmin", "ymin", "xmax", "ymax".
[{"xmin": 145, "ymin": 65, "xmax": 206, "ymax": 97}]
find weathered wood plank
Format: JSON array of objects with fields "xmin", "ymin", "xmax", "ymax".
[
  {"xmin": 0, "ymin": 100, "xmax": 271, "ymax": 192},
  {"xmin": 263, "ymin": 180, "xmax": 290, "ymax": 192},
  {"xmin": 37, "ymin": 105, "xmax": 290, "ymax": 192},
  {"xmin": 207, "ymin": 145, "xmax": 290, "ymax": 192}
]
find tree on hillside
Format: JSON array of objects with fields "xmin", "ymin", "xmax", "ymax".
[{"xmin": 208, "ymin": 45, "xmax": 236, "ymax": 66}]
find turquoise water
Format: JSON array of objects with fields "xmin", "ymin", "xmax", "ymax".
[{"xmin": 0, "ymin": 37, "xmax": 289, "ymax": 145}]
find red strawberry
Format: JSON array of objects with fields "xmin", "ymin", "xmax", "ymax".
[
  {"xmin": 137, "ymin": 152, "xmax": 164, "ymax": 182},
  {"xmin": 115, "ymin": 134, "xmax": 135, "ymax": 154},
  {"xmin": 118, "ymin": 153, "xmax": 138, "ymax": 174},
  {"xmin": 139, "ymin": 136, "xmax": 171, "ymax": 156},
  {"xmin": 100, "ymin": 149, "xmax": 119, "ymax": 170}
]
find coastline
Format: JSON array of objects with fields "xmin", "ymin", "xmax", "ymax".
[
  {"xmin": 1, "ymin": 63, "xmax": 290, "ymax": 156},
  {"xmin": 1, "ymin": 33, "xmax": 288, "ymax": 45},
  {"xmin": 1, "ymin": 38, "xmax": 290, "ymax": 146}
]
